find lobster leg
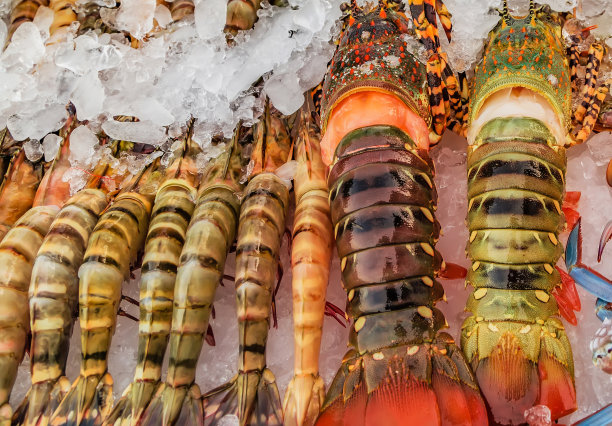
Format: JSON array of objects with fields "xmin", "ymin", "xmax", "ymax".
[{"xmin": 573, "ymin": 43, "xmax": 605, "ymax": 124}]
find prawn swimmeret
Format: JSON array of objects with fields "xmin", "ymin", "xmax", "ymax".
[{"xmin": 314, "ymin": 2, "xmax": 487, "ymax": 425}]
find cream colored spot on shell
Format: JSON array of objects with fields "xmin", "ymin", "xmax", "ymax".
[
  {"xmin": 404, "ymin": 143, "xmax": 413, "ymax": 151},
  {"xmin": 520, "ymin": 325, "xmax": 531, "ymax": 334},
  {"xmin": 417, "ymin": 306, "xmax": 433, "ymax": 319},
  {"xmin": 354, "ymin": 317, "xmax": 366, "ymax": 332},
  {"xmin": 348, "ymin": 289, "xmax": 355, "ymax": 301},
  {"xmin": 535, "ymin": 290, "xmax": 550, "ymax": 303},
  {"xmin": 341, "ymin": 257, "xmax": 347, "ymax": 271},
  {"xmin": 472, "ymin": 261, "xmax": 481, "ymax": 271},
  {"xmin": 422, "ymin": 276, "xmax": 434, "ymax": 287},
  {"xmin": 544, "ymin": 264, "xmax": 554, "ymax": 274},
  {"xmin": 334, "ymin": 222, "xmax": 340, "ymax": 239},
  {"xmin": 548, "ymin": 233, "xmax": 558, "ymax": 245},
  {"xmin": 553, "ymin": 200, "xmax": 562, "ymax": 214},
  {"xmin": 536, "ymin": 319, "xmax": 545, "ymax": 325},
  {"xmin": 439, "ymin": 348, "xmax": 447, "ymax": 355},
  {"xmin": 473, "ymin": 288, "xmax": 487, "ymax": 300},
  {"xmin": 420, "ymin": 242, "xmax": 434, "ymax": 256},
  {"xmin": 421, "ymin": 173, "xmax": 433, "ymax": 188},
  {"xmin": 476, "ymin": 316, "xmax": 484, "ymax": 322},
  {"xmin": 533, "ymin": 233, "xmax": 542, "ymax": 243},
  {"xmin": 373, "ymin": 352, "xmax": 384, "ymax": 360},
  {"xmin": 420, "ymin": 207, "xmax": 434, "ymax": 222},
  {"xmin": 488, "ymin": 323, "xmax": 499, "ymax": 332},
  {"xmin": 469, "ymin": 231, "xmax": 477, "ymax": 242},
  {"xmin": 407, "ymin": 346, "xmax": 419, "ymax": 355},
  {"xmin": 468, "ymin": 198, "xmax": 475, "ymax": 210}
]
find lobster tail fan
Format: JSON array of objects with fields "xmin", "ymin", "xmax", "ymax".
[
  {"xmin": 203, "ymin": 369, "xmax": 282, "ymax": 426},
  {"xmin": 49, "ymin": 373, "xmax": 113, "ymax": 426},
  {"xmin": 315, "ymin": 342, "xmax": 487, "ymax": 426}
]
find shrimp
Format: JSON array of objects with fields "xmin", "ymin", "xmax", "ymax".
[
  {"xmin": 106, "ymin": 129, "xmax": 204, "ymax": 426},
  {"xmin": 0, "ymin": 205, "xmax": 59, "ymax": 425},
  {"xmin": 203, "ymin": 103, "xmax": 292, "ymax": 426},
  {"xmin": 283, "ymin": 100, "xmax": 333, "ymax": 426},
  {"xmin": 314, "ymin": 2, "xmax": 487, "ymax": 425},
  {"xmin": 140, "ymin": 128, "xmax": 245, "ymax": 426},
  {"xmin": 0, "ymin": 129, "xmax": 21, "ymax": 186},
  {"xmin": 49, "ymin": 160, "xmax": 163, "ymax": 426},
  {"xmin": 0, "ymin": 147, "xmax": 45, "ymax": 242},
  {"xmin": 12, "ymin": 141, "xmax": 124, "ymax": 426}
]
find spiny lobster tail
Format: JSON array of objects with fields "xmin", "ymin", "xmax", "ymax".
[
  {"xmin": 316, "ymin": 126, "xmax": 487, "ymax": 425},
  {"xmin": 462, "ymin": 118, "xmax": 577, "ymax": 423}
]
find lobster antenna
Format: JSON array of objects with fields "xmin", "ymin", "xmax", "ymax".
[
  {"xmin": 528, "ymin": 0, "xmax": 535, "ymax": 17},
  {"xmin": 498, "ymin": 0, "xmax": 510, "ymax": 24}
]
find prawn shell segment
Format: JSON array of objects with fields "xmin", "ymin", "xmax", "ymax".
[{"xmin": 321, "ymin": 6, "xmax": 430, "ymax": 132}]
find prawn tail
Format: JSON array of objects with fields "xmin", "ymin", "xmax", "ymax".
[
  {"xmin": 49, "ymin": 373, "xmax": 113, "ymax": 426},
  {"xmin": 203, "ymin": 369, "xmax": 282, "ymax": 426},
  {"xmin": 13, "ymin": 377, "xmax": 71, "ymax": 426},
  {"xmin": 282, "ymin": 374, "xmax": 325, "ymax": 426},
  {"xmin": 106, "ymin": 381, "xmax": 159, "ymax": 425},
  {"xmin": 139, "ymin": 383, "xmax": 203, "ymax": 426}
]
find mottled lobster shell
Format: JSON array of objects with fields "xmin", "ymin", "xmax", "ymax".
[{"xmin": 321, "ymin": 7, "xmax": 430, "ymax": 132}]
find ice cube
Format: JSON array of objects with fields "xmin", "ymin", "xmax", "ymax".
[
  {"xmin": 42, "ymin": 133, "xmax": 63, "ymax": 162},
  {"xmin": 71, "ymin": 71, "xmax": 105, "ymax": 121},
  {"xmin": 264, "ymin": 72, "xmax": 304, "ymax": 115},
  {"xmin": 69, "ymin": 125, "xmax": 99, "ymax": 165},
  {"xmin": 23, "ymin": 139, "xmax": 44, "ymax": 162},
  {"xmin": 101, "ymin": 119, "xmax": 167, "ymax": 145},
  {"xmin": 1, "ymin": 22, "xmax": 46, "ymax": 71},
  {"xmin": 33, "ymin": 5, "xmax": 54, "ymax": 41},
  {"xmin": 194, "ymin": 0, "xmax": 226, "ymax": 41},
  {"xmin": 114, "ymin": 0, "xmax": 156, "ymax": 40},
  {"xmin": 154, "ymin": 4, "xmax": 173, "ymax": 28},
  {"xmin": 586, "ymin": 131, "xmax": 612, "ymax": 167},
  {"xmin": 524, "ymin": 405, "xmax": 552, "ymax": 426}
]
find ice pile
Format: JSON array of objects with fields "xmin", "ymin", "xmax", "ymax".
[{"xmin": 0, "ymin": 0, "xmax": 342, "ymax": 152}]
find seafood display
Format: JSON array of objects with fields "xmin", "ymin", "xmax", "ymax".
[
  {"xmin": 457, "ymin": 1, "xmax": 609, "ymax": 424},
  {"xmin": 0, "ymin": 0, "xmax": 611, "ymax": 425}
]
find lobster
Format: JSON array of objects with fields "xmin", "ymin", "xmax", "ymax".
[
  {"xmin": 453, "ymin": 1, "xmax": 609, "ymax": 424},
  {"xmin": 314, "ymin": 1, "xmax": 488, "ymax": 425}
]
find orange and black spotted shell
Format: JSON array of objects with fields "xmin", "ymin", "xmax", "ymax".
[
  {"xmin": 469, "ymin": 11, "xmax": 572, "ymax": 132},
  {"xmin": 321, "ymin": 6, "xmax": 430, "ymax": 131}
]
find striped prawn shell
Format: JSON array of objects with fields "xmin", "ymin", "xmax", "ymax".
[
  {"xmin": 166, "ymin": 181, "xmax": 241, "ymax": 388},
  {"xmin": 0, "ymin": 206, "xmax": 58, "ymax": 413},
  {"xmin": 78, "ymin": 191, "xmax": 152, "ymax": 378},
  {"xmin": 134, "ymin": 178, "xmax": 197, "ymax": 384},
  {"xmin": 29, "ymin": 189, "xmax": 109, "ymax": 387},
  {"xmin": 234, "ymin": 173, "xmax": 289, "ymax": 373}
]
